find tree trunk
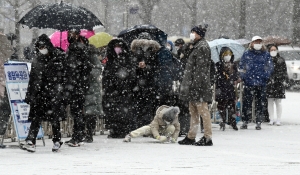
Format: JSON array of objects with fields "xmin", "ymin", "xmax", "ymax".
[
  {"xmin": 238, "ymin": 0, "xmax": 246, "ymax": 39},
  {"xmin": 292, "ymin": 0, "xmax": 300, "ymax": 45},
  {"xmin": 14, "ymin": 0, "xmax": 21, "ymax": 58},
  {"xmin": 191, "ymin": 0, "xmax": 197, "ymax": 27}
]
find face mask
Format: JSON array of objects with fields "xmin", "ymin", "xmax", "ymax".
[
  {"xmin": 39, "ymin": 48, "xmax": 48, "ymax": 55},
  {"xmin": 166, "ymin": 46, "xmax": 171, "ymax": 51},
  {"xmin": 190, "ymin": 33, "xmax": 196, "ymax": 41},
  {"xmin": 270, "ymin": 51, "xmax": 278, "ymax": 57},
  {"xmin": 165, "ymin": 121, "xmax": 171, "ymax": 125},
  {"xmin": 224, "ymin": 55, "xmax": 231, "ymax": 62},
  {"xmin": 175, "ymin": 46, "xmax": 179, "ymax": 51},
  {"xmin": 253, "ymin": 44, "xmax": 262, "ymax": 50},
  {"xmin": 114, "ymin": 47, "xmax": 122, "ymax": 55}
]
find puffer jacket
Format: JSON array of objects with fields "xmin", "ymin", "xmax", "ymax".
[
  {"xmin": 239, "ymin": 48, "xmax": 274, "ymax": 86},
  {"xmin": 179, "ymin": 38, "xmax": 212, "ymax": 103},
  {"xmin": 149, "ymin": 105, "xmax": 180, "ymax": 140}
]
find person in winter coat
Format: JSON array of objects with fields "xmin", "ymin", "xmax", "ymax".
[
  {"xmin": 23, "ymin": 34, "xmax": 67, "ymax": 152},
  {"xmin": 64, "ymin": 29, "xmax": 93, "ymax": 147},
  {"xmin": 83, "ymin": 45, "xmax": 103, "ymax": 143},
  {"xmin": 131, "ymin": 34, "xmax": 161, "ymax": 128},
  {"xmin": 266, "ymin": 44, "xmax": 288, "ymax": 126},
  {"xmin": 239, "ymin": 36, "xmax": 273, "ymax": 130},
  {"xmin": 123, "ymin": 105, "xmax": 180, "ymax": 143},
  {"xmin": 166, "ymin": 40, "xmax": 177, "ymax": 56},
  {"xmin": 102, "ymin": 38, "xmax": 136, "ymax": 138},
  {"xmin": 215, "ymin": 47, "xmax": 239, "ymax": 131},
  {"xmin": 175, "ymin": 38, "xmax": 185, "ymax": 58},
  {"xmin": 178, "ymin": 24, "xmax": 213, "ymax": 146}
]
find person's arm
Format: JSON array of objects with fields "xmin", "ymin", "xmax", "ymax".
[{"xmin": 264, "ymin": 53, "xmax": 274, "ymax": 80}]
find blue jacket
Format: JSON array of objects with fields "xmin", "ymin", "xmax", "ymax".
[{"xmin": 239, "ymin": 49, "xmax": 273, "ymax": 86}]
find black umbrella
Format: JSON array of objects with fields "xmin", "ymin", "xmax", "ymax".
[
  {"xmin": 18, "ymin": 1, "xmax": 103, "ymax": 31},
  {"xmin": 117, "ymin": 24, "xmax": 167, "ymax": 47}
]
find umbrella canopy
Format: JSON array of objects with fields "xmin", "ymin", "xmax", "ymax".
[
  {"xmin": 117, "ymin": 24, "xmax": 167, "ymax": 47},
  {"xmin": 0, "ymin": 33, "xmax": 14, "ymax": 62},
  {"xmin": 18, "ymin": 1, "xmax": 103, "ymax": 31},
  {"xmin": 208, "ymin": 38, "xmax": 245, "ymax": 63},
  {"xmin": 263, "ymin": 36, "xmax": 291, "ymax": 46},
  {"xmin": 49, "ymin": 30, "xmax": 95, "ymax": 51},
  {"xmin": 88, "ymin": 32, "xmax": 113, "ymax": 48}
]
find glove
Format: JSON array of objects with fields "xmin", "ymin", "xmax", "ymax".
[{"xmin": 156, "ymin": 136, "xmax": 167, "ymax": 142}]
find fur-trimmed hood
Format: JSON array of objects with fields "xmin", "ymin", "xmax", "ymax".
[{"xmin": 131, "ymin": 39, "xmax": 161, "ymax": 53}]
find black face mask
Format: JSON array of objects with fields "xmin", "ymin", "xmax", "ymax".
[{"xmin": 68, "ymin": 36, "xmax": 76, "ymax": 43}]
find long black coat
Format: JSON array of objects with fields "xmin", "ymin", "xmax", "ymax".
[
  {"xmin": 266, "ymin": 55, "xmax": 288, "ymax": 98},
  {"xmin": 102, "ymin": 39, "xmax": 136, "ymax": 135},
  {"xmin": 25, "ymin": 48, "xmax": 67, "ymax": 122}
]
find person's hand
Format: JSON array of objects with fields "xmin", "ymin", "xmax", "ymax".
[
  {"xmin": 156, "ymin": 136, "xmax": 167, "ymax": 142},
  {"xmin": 138, "ymin": 61, "xmax": 146, "ymax": 68}
]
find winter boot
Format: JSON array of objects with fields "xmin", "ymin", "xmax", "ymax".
[
  {"xmin": 232, "ymin": 125, "xmax": 238, "ymax": 131},
  {"xmin": 67, "ymin": 139, "xmax": 84, "ymax": 147},
  {"xmin": 123, "ymin": 134, "xmax": 131, "ymax": 142},
  {"xmin": 178, "ymin": 136, "xmax": 195, "ymax": 145},
  {"xmin": 52, "ymin": 141, "xmax": 63, "ymax": 152},
  {"xmin": 219, "ymin": 122, "xmax": 225, "ymax": 131},
  {"xmin": 240, "ymin": 122, "xmax": 248, "ymax": 129},
  {"xmin": 23, "ymin": 140, "xmax": 36, "ymax": 152},
  {"xmin": 255, "ymin": 122, "xmax": 261, "ymax": 130},
  {"xmin": 193, "ymin": 136, "xmax": 213, "ymax": 146}
]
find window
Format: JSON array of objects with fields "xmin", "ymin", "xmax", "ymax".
[{"xmin": 279, "ymin": 51, "xmax": 300, "ymax": 61}]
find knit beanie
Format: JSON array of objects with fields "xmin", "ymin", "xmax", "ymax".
[{"xmin": 191, "ymin": 24, "xmax": 208, "ymax": 38}]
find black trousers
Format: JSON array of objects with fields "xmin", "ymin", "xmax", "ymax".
[
  {"xmin": 25, "ymin": 119, "xmax": 61, "ymax": 145},
  {"xmin": 217, "ymin": 99, "xmax": 237, "ymax": 127},
  {"xmin": 70, "ymin": 102, "xmax": 85, "ymax": 142}
]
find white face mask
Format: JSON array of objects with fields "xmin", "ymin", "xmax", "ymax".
[
  {"xmin": 224, "ymin": 55, "xmax": 231, "ymax": 62},
  {"xmin": 39, "ymin": 48, "xmax": 48, "ymax": 55},
  {"xmin": 253, "ymin": 44, "xmax": 262, "ymax": 50},
  {"xmin": 190, "ymin": 33, "xmax": 196, "ymax": 41},
  {"xmin": 175, "ymin": 46, "xmax": 179, "ymax": 51},
  {"xmin": 165, "ymin": 121, "xmax": 171, "ymax": 125},
  {"xmin": 166, "ymin": 46, "xmax": 171, "ymax": 51},
  {"xmin": 270, "ymin": 51, "xmax": 278, "ymax": 57}
]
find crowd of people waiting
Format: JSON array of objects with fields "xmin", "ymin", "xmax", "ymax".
[{"xmin": 20, "ymin": 24, "xmax": 288, "ymax": 152}]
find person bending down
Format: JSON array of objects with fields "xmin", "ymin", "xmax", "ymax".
[{"xmin": 123, "ymin": 105, "xmax": 180, "ymax": 143}]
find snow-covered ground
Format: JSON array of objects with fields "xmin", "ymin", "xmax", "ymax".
[{"xmin": 1, "ymin": 92, "xmax": 300, "ymax": 175}]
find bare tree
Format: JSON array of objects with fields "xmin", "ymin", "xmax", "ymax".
[
  {"xmin": 137, "ymin": 0, "xmax": 160, "ymax": 24},
  {"xmin": 182, "ymin": 0, "xmax": 197, "ymax": 28},
  {"xmin": 1, "ymin": 0, "xmax": 39, "ymax": 56},
  {"xmin": 292, "ymin": 0, "xmax": 300, "ymax": 45},
  {"xmin": 238, "ymin": 0, "xmax": 246, "ymax": 39}
]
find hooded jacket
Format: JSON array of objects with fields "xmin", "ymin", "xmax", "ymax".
[
  {"xmin": 215, "ymin": 47, "xmax": 239, "ymax": 101},
  {"xmin": 149, "ymin": 105, "xmax": 180, "ymax": 140}
]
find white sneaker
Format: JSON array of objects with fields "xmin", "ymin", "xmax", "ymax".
[
  {"xmin": 123, "ymin": 134, "xmax": 131, "ymax": 142},
  {"xmin": 24, "ymin": 140, "xmax": 36, "ymax": 152},
  {"xmin": 276, "ymin": 121, "xmax": 281, "ymax": 126},
  {"xmin": 268, "ymin": 121, "xmax": 275, "ymax": 125}
]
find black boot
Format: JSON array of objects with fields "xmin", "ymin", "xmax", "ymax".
[
  {"xmin": 194, "ymin": 136, "xmax": 213, "ymax": 146},
  {"xmin": 178, "ymin": 136, "xmax": 195, "ymax": 145},
  {"xmin": 219, "ymin": 122, "xmax": 225, "ymax": 131}
]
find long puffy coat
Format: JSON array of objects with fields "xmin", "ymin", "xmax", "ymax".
[
  {"xmin": 215, "ymin": 47, "xmax": 239, "ymax": 101},
  {"xmin": 179, "ymin": 38, "xmax": 212, "ymax": 103},
  {"xmin": 131, "ymin": 38, "xmax": 161, "ymax": 127},
  {"xmin": 25, "ymin": 47, "xmax": 67, "ymax": 122},
  {"xmin": 102, "ymin": 38, "xmax": 136, "ymax": 137},
  {"xmin": 266, "ymin": 55, "xmax": 288, "ymax": 98},
  {"xmin": 83, "ymin": 46, "xmax": 103, "ymax": 116}
]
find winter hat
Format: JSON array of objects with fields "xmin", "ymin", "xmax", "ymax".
[
  {"xmin": 162, "ymin": 106, "xmax": 180, "ymax": 123},
  {"xmin": 251, "ymin": 36, "xmax": 262, "ymax": 42},
  {"xmin": 167, "ymin": 40, "xmax": 174, "ymax": 51},
  {"xmin": 175, "ymin": 38, "xmax": 185, "ymax": 46},
  {"xmin": 191, "ymin": 24, "xmax": 208, "ymax": 38}
]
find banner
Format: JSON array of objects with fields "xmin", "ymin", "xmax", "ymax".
[{"xmin": 4, "ymin": 63, "xmax": 43, "ymax": 139}]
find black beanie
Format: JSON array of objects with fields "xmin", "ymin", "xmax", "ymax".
[
  {"xmin": 191, "ymin": 24, "xmax": 208, "ymax": 38},
  {"xmin": 35, "ymin": 34, "xmax": 53, "ymax": 49}
]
